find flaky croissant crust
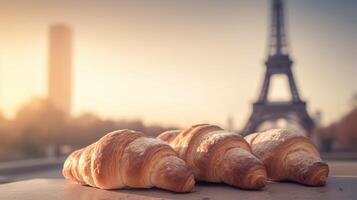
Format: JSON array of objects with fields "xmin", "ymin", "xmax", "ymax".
[
  {"xmin": 158, "ymin": 124, "xmax": 267, "ymax": 189},
  {"xmin": 245, "ymin": 129, "xmax": 329, "ymax": 186},
  {"xmin": 63, "ymin": 129, "xmax": 195, "ymax": 193}
]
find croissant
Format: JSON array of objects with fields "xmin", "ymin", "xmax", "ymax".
[
  {"xmin": 63, "ymin": 129, "xmax": 195, "ymax": 193},
  {"xmin": 244, "ymin": 129, "xmax": 329, "ymax": 186},
  {"xmin": 157, "ymin": 124, "xmax": 267, "ymax": 189}
]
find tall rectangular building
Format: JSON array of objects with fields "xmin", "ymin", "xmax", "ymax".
[{"xmin": 48, "ymin": 24, "xmax": 72, "ymax": 114}]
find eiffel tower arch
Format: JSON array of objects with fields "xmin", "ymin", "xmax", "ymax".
[{"xmin": 242, "ymin": 0, "xmax": 315, "ymax": 135}]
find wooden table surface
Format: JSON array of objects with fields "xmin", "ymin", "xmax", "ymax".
[{"xmin": 0, "ymin": 177, "xmax": 356, "ymax": 200}]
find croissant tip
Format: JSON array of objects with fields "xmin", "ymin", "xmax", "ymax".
[
  {"xmin": 256, "ymin": 175, "xmax": 268, "ymax": 189},
  {"xmin": 249, "ymin": 176, "xmax": 267, "ymax": 190},
  {"xmin": 179, "ymin": 175, "xmax": 196, "ymax": 193},
  {"xmin": 239, "ymin": 165, "xmax": 268, "ymax": 190},
  {"xmin": 305, "ymin": 162, "xmax": 329, "ymax": 186}
]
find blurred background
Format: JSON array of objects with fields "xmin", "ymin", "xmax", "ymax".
[{"xmin": 0, "ymin": 0, "xmax": 356, "ymax": 183}]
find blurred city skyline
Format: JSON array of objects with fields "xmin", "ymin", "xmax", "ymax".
[{"xmin": 0, "ymin": 0, "xmax": 356, "ymax": 129}]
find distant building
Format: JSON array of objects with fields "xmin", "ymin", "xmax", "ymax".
[
  {"xmin": 314, "ymin": 110, "xmax": 322, "ymax": 127},
  {"xmin": 226, "ymin": 114, "xmax": 234, "ymax": 131},
  {"xmin": 48, "ymin": 24, "xmax": 72, "ymax": 114}
]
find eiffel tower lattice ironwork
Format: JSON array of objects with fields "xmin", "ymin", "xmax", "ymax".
[{"xmin": 242, "ymin": 0, "xmax": 315, "ymax": 135}]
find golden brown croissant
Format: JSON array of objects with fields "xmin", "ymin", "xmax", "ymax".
[
  {"xmin": 157, "ymin": 124, "xmax": 267, "ymax": 189},
  {"xmin": 63, "ymin": 129, "xmax": 195, "ymax": 193},
  {"xmin": 244, "ymin": 129, "xmax": 329, "ymax": 186}
]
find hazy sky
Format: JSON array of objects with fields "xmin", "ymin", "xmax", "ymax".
[{"xmin": 0, "ymin": 0, "xmax": 356, "ymax": 129}]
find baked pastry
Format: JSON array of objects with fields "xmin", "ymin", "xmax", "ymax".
[
  {"xmin": 157, "ymin": 124, "xmax": 267, "ymax": 189},
  {"xmin": 245, "ymin": 129, "xmax": 329, "ymax": 186},
  {"xmin": 63, "ymin": 129, "xmax": 195, "ymax": 192}
]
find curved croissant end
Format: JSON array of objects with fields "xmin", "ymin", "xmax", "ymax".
[
  {"xmin": 158, "ymin": 124, "xmax": 267, "ymax": 189},
  {"xmin": 157, "ymin": 130, "xmax": 181, "ymax": 144},
  {"xmin": 63, "ymin": 129, "xmax": 195, "ymax": 193},
  {"xmin": 63, "ymin": 149, "xmax": 83, "ymax": 183},
  {"xmin": 245, "ymin": 129, "xmax": 329, "ymax": 186},
  {"xmin": 219, "ymin": 148, "xmax": 267, "ymax": 189}
]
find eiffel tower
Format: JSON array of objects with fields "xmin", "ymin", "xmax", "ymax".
[{"xmin": 242, "ymin": 0, "xmax": 315, "ymax": 135}]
